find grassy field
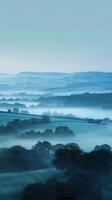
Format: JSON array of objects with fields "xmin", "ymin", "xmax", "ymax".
[
  {"xmin": 0, "ymin": 111, "xmax": 108, "ymax": 136},
  {"xmin": 0, "ymin": 111, "xmax": 112, "ymax": 151},
  {"xmin": 0, "ymin": 168, "xmax": 57, "ymax": 200},
  {"xmin": 0, "ymin": 111, "xmax": 41, "ymax": 125},
  {"xmin": 0, "ymin": 112, "xmax": 112, "ymax": 200}
]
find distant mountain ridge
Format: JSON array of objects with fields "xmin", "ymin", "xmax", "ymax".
[
  {"xmin": 0, "ymin": 71, "xmax": 112, "ymax": 77},
  {"xmin": 18, "ymin": 71, "xmax": 112, "ymax": 76},
  {"xmin": 0, "ymin": 71, "xmax": 111, "ymax": 93}
]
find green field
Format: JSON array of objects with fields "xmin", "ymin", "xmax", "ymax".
[
  {"xmin": 0, "ymin": 111, "xmax": 109, "ymax": 135},
  {"xmin": 0, "ymin": 111, "xmax": 112, "ymax": 151},
  {"xmin": 0, "ymin": 168, "xmax": 57, "ymax": 200},
  {"xmin": 0, "ymin": 112, "xmax": 112, "ymax": 200},
  {"xmin": 0, "ymin": 111, "xmax": 41, "ymax": 125}
]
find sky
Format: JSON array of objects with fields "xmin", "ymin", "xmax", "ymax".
[{"xmin": 0, "ymin": 0, "xmax": 112, "ymax": 73}]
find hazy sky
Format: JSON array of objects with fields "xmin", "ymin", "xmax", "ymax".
[{"xmin": 0, "ymin": 0, "xmax": 112, "ymax": 73}]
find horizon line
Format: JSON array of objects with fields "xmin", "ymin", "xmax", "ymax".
[{"xmin": 0, "ymin": 70, "xmax": 112, "ymax": 75}]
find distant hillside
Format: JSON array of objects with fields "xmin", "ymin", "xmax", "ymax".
[
  {"xmin": 38, "ymin": 93, "xmax": 112, "ymax": 109},
  {"xmin": 18, "ymin": 72, "xmax": 68, "ymax": 76},
  {"xmin": 0, "ymin": 72, "xmax": 112, "ymax": 93}
]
